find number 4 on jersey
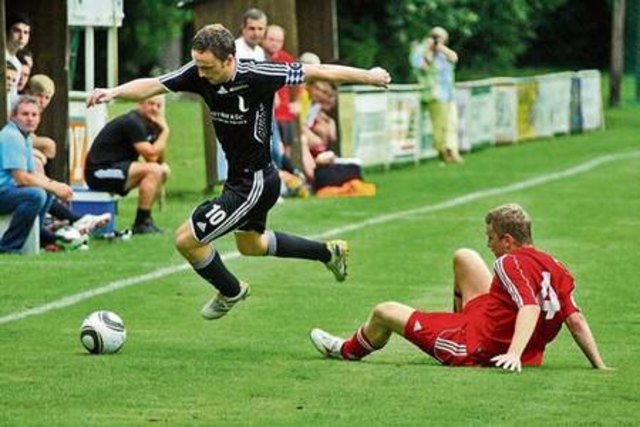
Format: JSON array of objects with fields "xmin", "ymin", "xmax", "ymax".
[{"xmin": 537, "ymin": 271, "xmax": 561, "ymax": 319}]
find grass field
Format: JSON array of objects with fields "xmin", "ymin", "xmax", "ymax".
[{"xmin": 1, "ymin": 87, "xmax": 639, "ymax": 425}]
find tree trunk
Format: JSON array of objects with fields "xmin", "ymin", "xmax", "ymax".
[{"xmin": 610, "ymin": 0, "xmax": 626, "ymax": 107}]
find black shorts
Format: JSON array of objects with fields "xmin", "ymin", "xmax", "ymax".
[
  {"xmin": 190, "ymin": 166, "xmax": 281, "ymax": 243},
  {"xmin": 85, "ymin": 161, "xmax": 132, "ymax": 196}
]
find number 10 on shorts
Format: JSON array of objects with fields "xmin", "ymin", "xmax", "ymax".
[{"xmin": 205, "ymin": 204, "xmax": 227, "ymax": 226}]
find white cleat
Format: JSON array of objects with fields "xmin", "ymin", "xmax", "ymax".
[
  {"xmin": 309, "ymin": 328, "xmax": 345, "ymax": 359},
  {"xmin": 201, "ymin": 282, "xmax": 251, "ymax": 320},
  {"xmin": 325, "ymin": 240, "xmax": 349, "ymax": 282},
  {"xmin": 73, "ymin": 213, "xmax": 112, "ymax": 234}
]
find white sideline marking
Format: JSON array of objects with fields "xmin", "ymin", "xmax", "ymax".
[{"xmin": 1, "ymin": 151, "xmax": 638, "ymax": 326}]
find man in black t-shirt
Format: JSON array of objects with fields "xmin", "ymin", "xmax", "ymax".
[
  {"xmin": 85, "ymin": 95, "xmax": 170, "ymax": 234},
  {"xmin": 87, "ymin": 24, "xmax": 390, "ymax": 322}
]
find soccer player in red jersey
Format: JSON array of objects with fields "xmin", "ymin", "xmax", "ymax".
[{"xmin": 310, "ymin": 203, "xmax": 610, "ymax": 372}]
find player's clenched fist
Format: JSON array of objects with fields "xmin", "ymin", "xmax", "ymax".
[
  {"xmin": 368, "ymin": 67, "xmax": 391, "ymax": 88},
  {"xmin": 86, "ymin": 88, "xmax": 115, "ymax": 107}
]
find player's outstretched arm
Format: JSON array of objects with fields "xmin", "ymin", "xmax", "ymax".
[
  {"xmin": 86, "ymin": 78, "xmax": 167, "ymax": 107},
  {"xmin": 564, "ymin": 312, "xmax": 610, "ymax": 369},
  {"xmin": 302, "ymin": 64, "xmax": 391, "ymax": 88},
  {"xmin": 490, "ymin": 305, "xmax": 540, "ymax": 373}
]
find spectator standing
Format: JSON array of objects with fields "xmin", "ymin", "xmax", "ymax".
[
  {"xmin": 5, "ymin": 13, "xmax": 31, "ymax": 97},
  {"xmin": 410, "ymin": 26, "xmax": 462, "ymax": 163},
  {"xmin": 0, "ymin": 96, "xmax": 73, "ymax": 253},
  {"xmin": 213, "ymin": 8, "xmax": 270, "ymax": 183},
  {"xmin": 16, "ymin": 49, "xmax": 33, "ymax": 94},
  {"xmin": 84, "ymin": 95, "xmax": 170, "ymax": 234},
  {"xmin": 235, "ymin": 8, "xmax": 267, "ymax": 61},
  {"xmin": 263, "ymin": 24, "xmax": 298, "ymax": 159},
  {"xmin": 4, "ymin": 62, "xmax": 19, "ymax": 117}
]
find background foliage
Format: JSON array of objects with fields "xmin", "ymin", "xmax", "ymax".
[
  {"xmin": 118, "ymin": 0, "xmax": 192, "ymax": 81},
  {"xmin": 337, "ymin": 0, "xmax": 615, "ymax": 82},
  {"xmin": 113, "ymin": 0, "xmax": 634, "ymax": 84}
]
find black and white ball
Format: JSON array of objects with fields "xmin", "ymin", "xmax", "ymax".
[{"xmin": 80, "ymin": 311, "xmax": 126, "ymax": 354}]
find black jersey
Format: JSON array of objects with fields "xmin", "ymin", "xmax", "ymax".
[
  {"xmin": 159, "ymin": 60, "xmax": 304, "ymax": 177},
  {"xmin": 86, "ymin": 110, "xmax": 159, "ymax": 166}
]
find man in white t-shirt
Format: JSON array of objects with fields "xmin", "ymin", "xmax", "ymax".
[
  {"xmin": 217, "ymin": 8, "xmax": 269, "ymax": 182},
  {"xmin": 234, "ymin": 8, "xmax": 267, "ymax": 61}
]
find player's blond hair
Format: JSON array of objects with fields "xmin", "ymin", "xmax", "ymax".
[{"xmin": 485, "ymin": 203, "xmax": 533, "ymax": 244}]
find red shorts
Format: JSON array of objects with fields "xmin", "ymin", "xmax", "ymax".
[{"xmin": 403, "ymin": 294, "xmax": 489, "ymax": 366}]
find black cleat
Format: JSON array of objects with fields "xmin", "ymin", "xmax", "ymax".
[{"xmin": 131, "ymin": 219, "xmax": 163, "ymax": 235}]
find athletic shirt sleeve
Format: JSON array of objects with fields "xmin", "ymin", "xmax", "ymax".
[
  {"xmin": 159, "ymin": 61, "xmax": 201, "ymax": 94},
  {"xmin": 244, "ymin": 61, "xmax": 305, "ymax": 90},
  {"xmin": 493, "ymin": 254, "xmax": 538, "ymax": 308},
  {"xmin": 555, "ymin": 265, "xmax": 581, "ymax": 319}
]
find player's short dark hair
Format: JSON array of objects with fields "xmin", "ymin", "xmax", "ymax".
[
  {"xmin": 485, "ymin": 203, "xmax": 533, "ymax": 244},
  {"xmin": 242, "ymin": 8, "xmax": 267, "ymax": 27},
  {"xmin": 6, "ymin": 12, "xmax": 31, "ymax": 34},
  {"xmin": 192, "ymin": 24, "xmax": 236, "ymax": 59}
]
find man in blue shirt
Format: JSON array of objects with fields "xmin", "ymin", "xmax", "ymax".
[{"xmin": 0, "ymin": 96, "xmax": 73, "ymax": 253}]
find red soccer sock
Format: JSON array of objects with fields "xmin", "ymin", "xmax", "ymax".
[{"xmin": 340, "ymin": 326, "xmax": 377, "ymax": 360}]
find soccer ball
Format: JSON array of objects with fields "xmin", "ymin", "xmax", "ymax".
[{"xmin": 79, "ymin": 310, "xmax": 127, "ymax": 354}]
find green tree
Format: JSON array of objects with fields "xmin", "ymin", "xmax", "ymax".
[
  {"xmin": 119, "ymin": 0, "xmax": 192, "ymax": 81},
  {"xmin": 338, "ymin": 0, "xmax": 568, "ymax": 82}
]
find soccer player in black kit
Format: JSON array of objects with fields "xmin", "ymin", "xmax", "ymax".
[{"xmin": 87, "ymin": 24, "xmax": 391, "ymax": 320}]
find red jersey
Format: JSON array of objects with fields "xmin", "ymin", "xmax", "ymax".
[
  {"xmin": 469, "ymin": 247, "xmax": 580, "ymax": 365},
  {"xmin": 269, "ymin": 50, "xmax": 297, "ymax": 122}
]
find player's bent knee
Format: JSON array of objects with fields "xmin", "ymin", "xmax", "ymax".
[
  {"xmin": 372, "ymin": 302, "xmax": 406, "ymax": 322},
  {"xmin": 174, "ymin": 226, "xmax": 195, "ymax": 252},
  {"xmin": 453, "ymin": 248, "xmax": 481, "ymax": 266}
]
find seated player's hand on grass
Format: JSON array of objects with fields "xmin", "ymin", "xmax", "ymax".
[{"xmin": 491, "ymin": 353, "xmax": 522, "ymax": 373}]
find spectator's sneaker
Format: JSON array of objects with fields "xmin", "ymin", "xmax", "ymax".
[
  {"xmin": 325, "ymin": 240, "xmax": 349, "ymax": 282},
  {"xmin": 309, "ymin": 328, "xmax": 345, "ymax": 359},
  {"xmin": 73, "ymin": 213, "xmax": 112, "ymax": 235},
  {"xmin": 201, "ymin": 282, "xmax": 251, "ymax": 320},
  {"xmin": 55, "ymin": 226, "xmax": 89, "ymax": 251},
  {"xmin": 132, "ymin": 219, "xmax": 163, "ymax": 235}
]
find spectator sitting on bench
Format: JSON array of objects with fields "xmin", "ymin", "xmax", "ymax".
[
  {"xmin": 0, "ymin": 96, "xmax": 73, "ymax": 254},
  {"xmin": 22, "ymin": 74, "xmax": 111, "ymax": 239},
  {"xmin": 84, "ymin": 95, "xmax": 171, "ymax": 234},
  {"xmin": 300, "ymin": 81, "xmax": 339, "ymax": 183}
]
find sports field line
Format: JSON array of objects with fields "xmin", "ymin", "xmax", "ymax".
[{"xmin": 1, "ymin": 150, "xmax": 638, "ymax": 326}]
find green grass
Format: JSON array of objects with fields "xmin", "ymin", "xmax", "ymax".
[{"xmin": 1, "ymin": 95, "xmax": 639, "ymax": 425}]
